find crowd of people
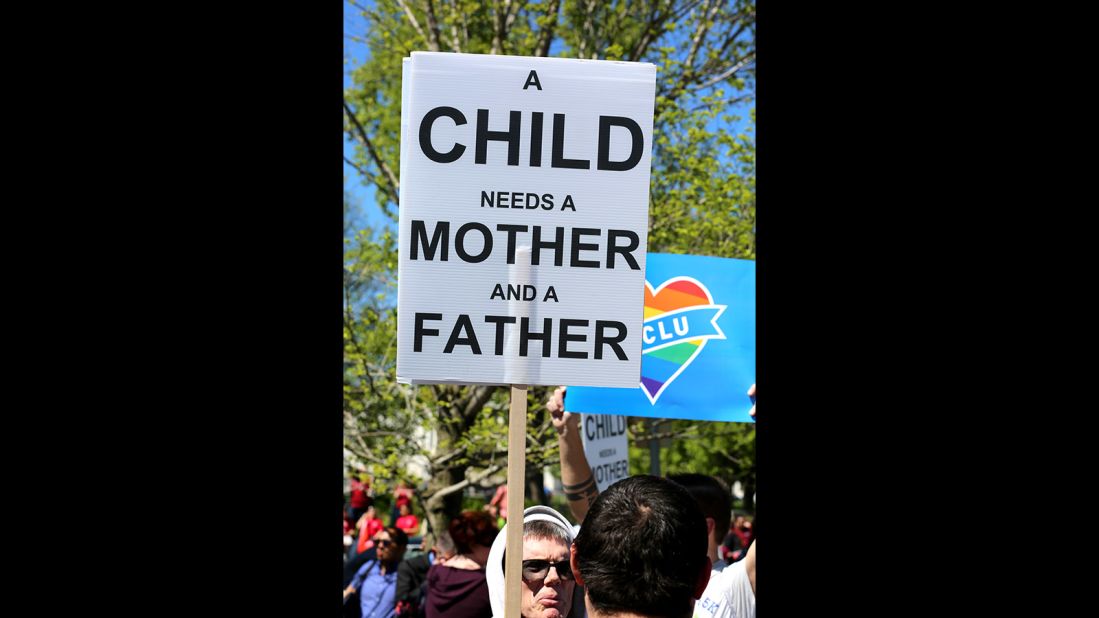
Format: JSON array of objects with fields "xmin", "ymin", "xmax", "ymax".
[{"xmin": 343, "ymin": 386, "xmax": 757, "ymax": 618}]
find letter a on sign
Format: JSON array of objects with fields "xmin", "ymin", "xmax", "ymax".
[{"xmin": 523, "ymin": 70, "xmax": 542, "ymax": 90}]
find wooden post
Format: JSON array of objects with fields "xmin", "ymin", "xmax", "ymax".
[{"xmin": 504, "ymin": 385, "xmax": 527, "ymax": 618}]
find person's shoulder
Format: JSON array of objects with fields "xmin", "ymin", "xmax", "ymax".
[
  {"xmin": 695, "ymin": 562, "xmax": 752, "ymax": 618},
  {"xmin": 426, "ymin": 561, "xmax": 441, "ymax": 581},
  {"xmin": 721, "ymin": 559, "xmax": 751, "ymax": 594},
  {"xmin": 703, "ymin": 561, "xmax": 746, "ymax": 594},
  {"xmin": 720, "ymin": 559, "xmax": 755, "ymax": 616},
  {"xmin": 408, "ymin": 553, "xmax": 431, "ymax": 568},
  {"xmin": 356, "ymin": 559, "xmax": 378, "ymax": 576},
  {"xmin": 428, "ymin": 562, "xmax": 486, "ymax": 584}
]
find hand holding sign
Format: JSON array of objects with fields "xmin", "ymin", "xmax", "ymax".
[{"xmin": 546, "ymin": 386, "xmax": 576, "ymax": 437}]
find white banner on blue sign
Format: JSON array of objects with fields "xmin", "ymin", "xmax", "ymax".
[{"xmin": 564, "ymin": 253, "xmax": 755, "ymax": 423}]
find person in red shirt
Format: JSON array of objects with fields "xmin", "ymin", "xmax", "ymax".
[
  {"xmin": 722, "ymin": 515, "xmax": 753, "ymax": 561},
  {"xmin": 356, "ymin": 505, "xmax": 386, "ymax": 555},
  {"xmin": 349, "ymin": 474, "xmax": 373, "ymax": 525},
  {"xmin": 395, "ymin": 502, "xmax": 420, "ymax": 537},
  {"xmin": 391, "ymin": 481, "xmax": 414, "ymax": 525}
]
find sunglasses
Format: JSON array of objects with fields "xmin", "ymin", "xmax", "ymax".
[
  {"xmin": 375, "ymin": 539, "xmax": 397, "ymax": 547},
  {"xmin": 521, "ymin": 559, "xmax": 573, "ymax": 582}
]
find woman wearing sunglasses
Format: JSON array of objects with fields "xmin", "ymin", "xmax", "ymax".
[
  {"xmin": 487, "ymin": 505, "xmax": 585, "ymax": 618},
  {"xmin": 344, "ymin": 526, "xmax": 409, "ymax": 618}
]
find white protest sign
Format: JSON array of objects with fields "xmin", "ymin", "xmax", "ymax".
[
  {"xmin": 579, "ymin": 413, "xmax": 630, "ymax": 492},
  {"xmin": 397, "ymin": 52, "xmax": 656, "ymax": 386}
]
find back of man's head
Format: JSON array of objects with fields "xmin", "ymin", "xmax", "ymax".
[
  {"xmin": 667, "ymin": 474, "xmax": 732, "ymax": 547},
  {"xmin": 573, "ymin": 475, "xmax": 709, "ymax": 618}
]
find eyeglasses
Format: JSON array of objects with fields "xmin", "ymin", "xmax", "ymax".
[
  {"xmin": 521, "ymin": 559, "xmax": 573, "ymax": 582},
  {"xmin": 375, "ymin": 539, "xmax": 395, "ymax": 547}
]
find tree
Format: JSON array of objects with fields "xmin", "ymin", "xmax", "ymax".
[
  {"xmin": 628, "ymin": 415, "xmax": 756, "ymax": 511},
  {"xmin": 344, "ymin": 0, "xmax": 756, "ymax": 533}
]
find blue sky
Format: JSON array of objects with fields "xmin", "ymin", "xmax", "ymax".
[{"xmin": 344, "ymin": 8, "xmax": 385, "ymax": 238}]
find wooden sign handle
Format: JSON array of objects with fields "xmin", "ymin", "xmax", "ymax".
[{"xmin": 504, "ymin": 384, "xmax": 527, "ymax": 618}]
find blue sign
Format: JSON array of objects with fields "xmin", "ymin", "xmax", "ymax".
[{"xmin": 565, "ymin": 253, "xmax": 754, "ymax": 422}]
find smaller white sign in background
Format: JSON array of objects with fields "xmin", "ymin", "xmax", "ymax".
[{"xmin": 579, "ymin": 413, "xmax": 630, "ymax": 492}]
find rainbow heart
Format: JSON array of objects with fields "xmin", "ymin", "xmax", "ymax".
[{"xmin": 640, "ymin": 277, "xmax": 725, "ymax": 404}]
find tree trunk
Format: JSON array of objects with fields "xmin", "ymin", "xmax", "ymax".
[
  {"xmin": 524, "ymin": 389, "xmax": 549, "ymax": 508},
  {"xmin": 422, "ymin": 409, "xmax": 468, "ymax": 539},
  {"xmin": 526, "ymin": 464, "xmax": 547, "ymax": 507},
  {"xmin": 421, "ymin": 384, "xmax": 498, "ymax": 537},
  {"xmin": 424, "ymin": 463, "xmax": 467, "ymax": 539}
]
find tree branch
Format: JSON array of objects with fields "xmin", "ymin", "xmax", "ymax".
[
  {"xmin": 358, "ymin": 431, "xmax": 414, "ymax": 439},
  {"xmin": 343, "ymin": 284, "xmax": 383, "ymax": 398},
  {"xmin": 582, "ymin": 0, "xmax": 598, "ymax": 59},
  {"xmin": 627, "ymin": 0, "xmax": 665, "ymax": 61},
  {"xmin": 632, "ymin": 423, "xmax": 701, "ymax": 443},
  {"xmin": 491, "ymin": 0, "xmax": 509, "ymax": 55},
  {"xmin": 348, "ymin": 0, "xmax": 372, "ymax": 13},
  {"xmin": 344, "ymin": 155, "xmax": 396, "ymax": 220},
  {"xmin": 671, "ymin": 0, "xmax": 706, "ymax": 22},
  {"xmin": 694, "ymin": 16, "xmax": 753, "ymax": 79},
  {"xmin": 425, "ymin": 463, "xmax": 504, "ymax": 501},
  {"xmin": 534, "ymin": 0, "xmax": 560, "ymax": 57},
  {"xmin": 430, "ymin": 449, "xmax": 465, "ymax": 467},
  {"xmin": 344, "ymin": 432, "xmax": 391, "ymax": 467},
  {"xmin": 344, "ymin": 334, "xmax": 378, "ymax": 398},
  {"xmin": 438, "ymin": 0, "xmax": 462, "ymax": 52},
  {"xmin": 459, "ymin": 2, "xmax": 470, "ymax": 51},
  {"xmin": 351, "ymin": 1, "xmax": 403, "ymax": 45},
  {"xmin": 394, "ymin": 0, "xmax": 434, "ymax": 49},
  {"xmin": 424, "ymin": 0, "xmax": 444, "ymax": 52},
  {"xmin": 718, "ymin": 451, "xmax": 745, "ymax": 468},
  {"xmin": 713, "ymin": 20, "xmax": 751, "ymax": 62},
  {"xmin": 343, "ymin": 100, "xmax": 400, "ymax": 203},
  {"xmin": 684, "ymin": 0, "xmax": 719, "ymax": 78},
  {"xmin": 344, "ymin": 155, "xmax": 370, "ymax": 179},
  {"xmin": 431, "ymin": 385, "xmax": 451, "ymax": 421},
  {"xmin": 691, "ymin": 51, "xmax": 755, "ymax": 91},
  {"xmin": 655, "ymin": 0, "xmax": 723, "ymax": 116},
  {"xmin": 505, "ymin": 0, "xmax": 525, "ymax": 32},
  {"xmin": 461, "ymin": 385, "xmax": 498, "ymax": 419}
]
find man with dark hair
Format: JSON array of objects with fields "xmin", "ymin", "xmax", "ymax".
[
  {"xmin": 666, "ymin": 474, "xmax": 732, "ymax": 572},
  {"xmin": 570, "ymin": 475, "xmax": 712, "ymax": 618}
]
